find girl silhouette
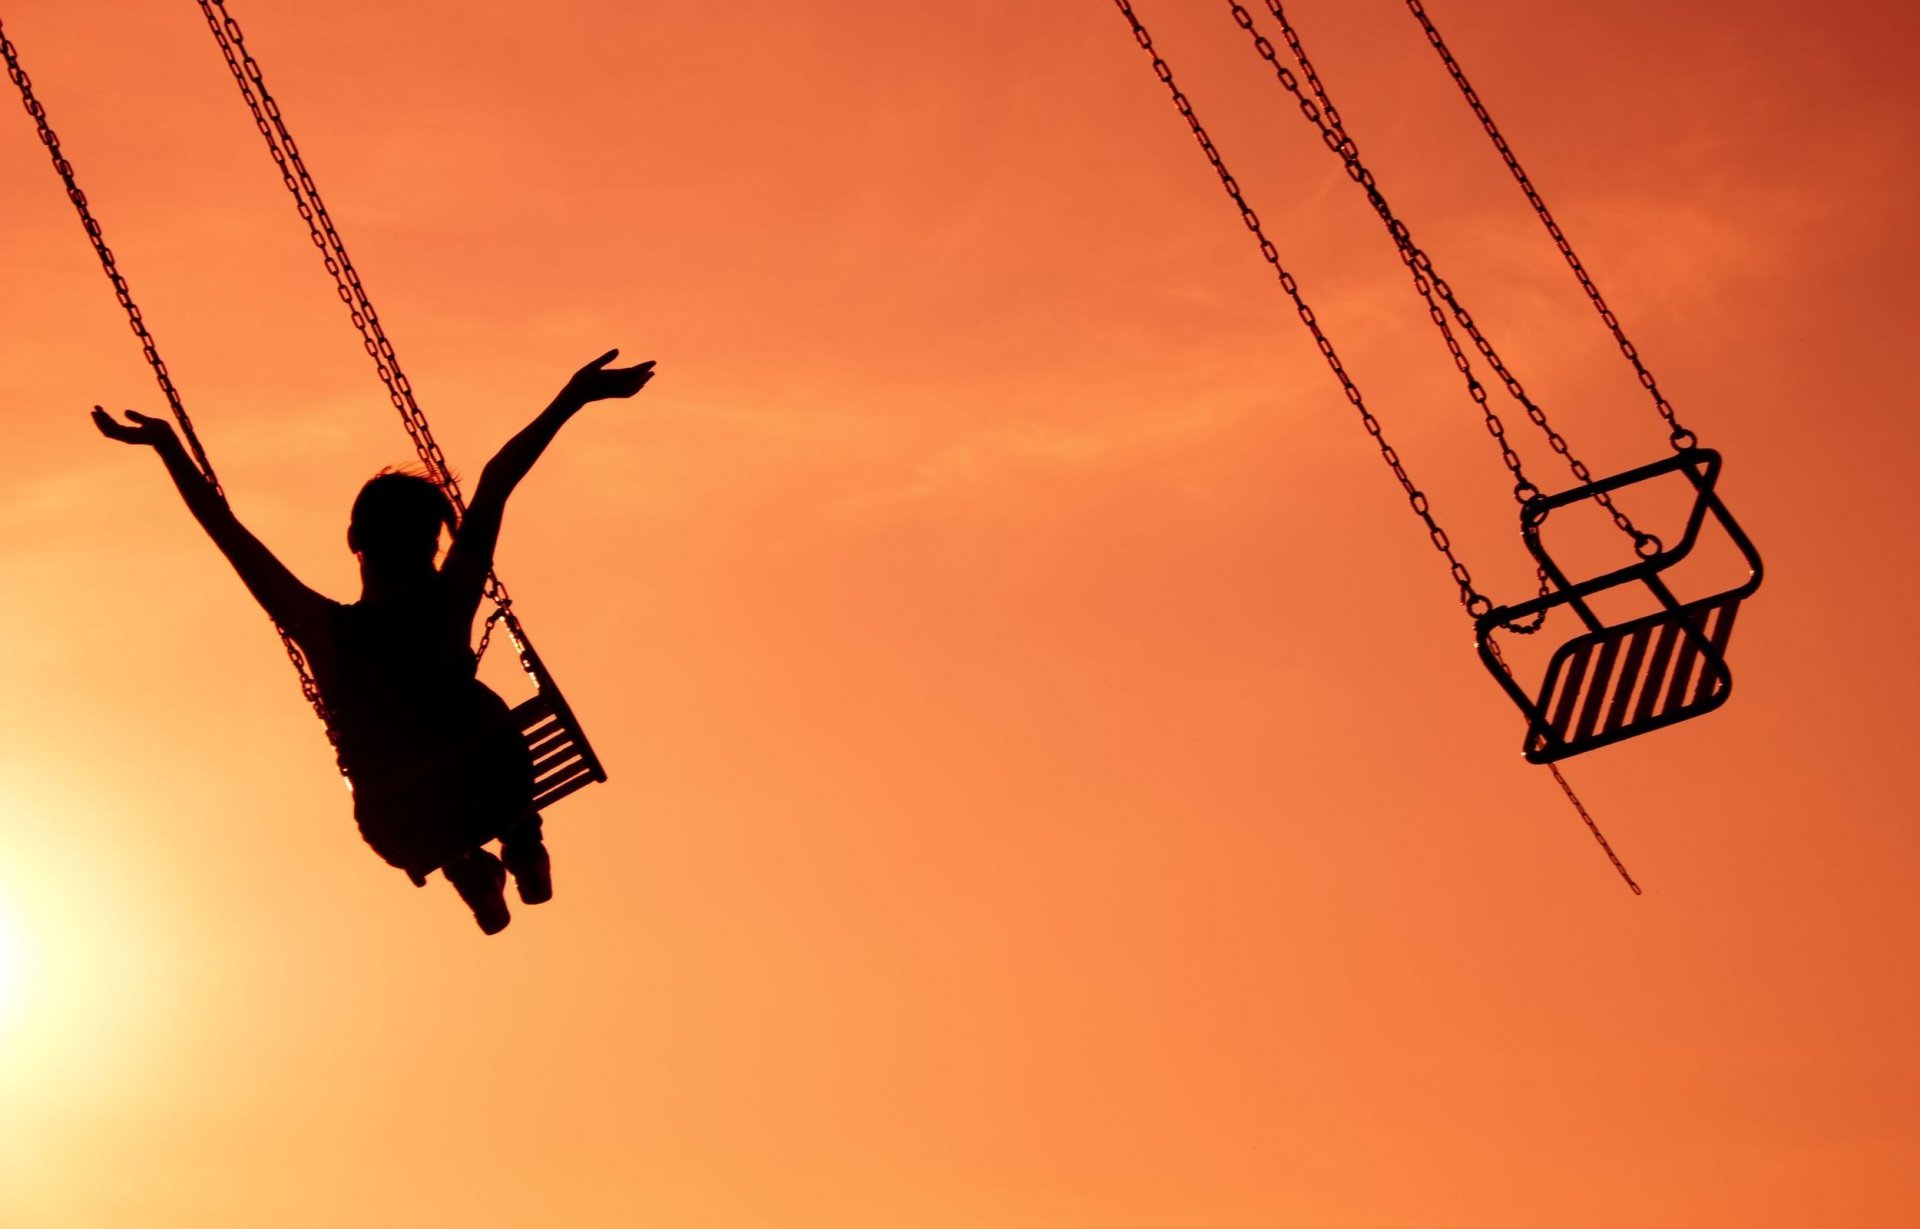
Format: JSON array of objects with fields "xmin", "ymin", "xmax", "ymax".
[{"xmin": 93, "ymin": 349, "xmax": 654, "ymax": 933}]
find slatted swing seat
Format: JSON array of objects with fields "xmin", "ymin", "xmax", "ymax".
[
  {"xmin": 1475, "ymin": 449, "xmax": 1763, "ymax": 763},
  {"xmin": 494, "ymin": 612, "xmax": 608, "ymax": 810}
]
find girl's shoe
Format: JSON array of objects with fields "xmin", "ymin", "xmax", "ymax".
[
  {"xmin": 445, "ymin": 849, "xmax": 511, "ymax": 934},
  {"xmin": 502, "ymin": 836, "xmax": 552, "ymax": 905}
]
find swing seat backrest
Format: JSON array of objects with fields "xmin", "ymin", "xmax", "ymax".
[
  {"xmin": 1477, "ymin": 448, "xmax": 1763, "ymax": 764},
  {"xmin": 497, "ymin": 615, "xmax": 607, "ymax": 811},
  {"xmin": 513, "ymin": 689, "xmax": 606, "ymax": 810}
]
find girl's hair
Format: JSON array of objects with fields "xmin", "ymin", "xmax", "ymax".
[{"xmin": 349, "ymin": 469, "xmax": 458, "ymax": 563}]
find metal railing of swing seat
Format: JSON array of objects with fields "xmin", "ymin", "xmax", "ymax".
[
  {"xmin": 500, "ymin": 617, "xmax": 608, "ymax": 811},
  {"xmin": 1476, "ymin": 448, "xmax": 1763, "ymax": 764}
]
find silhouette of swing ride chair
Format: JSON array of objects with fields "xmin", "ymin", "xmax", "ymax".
[
  {"xmin": 1476, "ymin": 448, "xmax": 1763, "ymax": 765},
  {"xmin": 1112, "ymin": 0, "xmax": 1766, "ymax": 887}
]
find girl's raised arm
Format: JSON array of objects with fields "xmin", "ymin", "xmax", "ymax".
[
  {"xmin": 442, "ymin": 349, "xmax": 654, "ymax": 614},
  {"xmin": 93, "ymin": 407, "xmax": 328, "ymax": 641}
]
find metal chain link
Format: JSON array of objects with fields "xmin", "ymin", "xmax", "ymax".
[
  {"xmin": 1405, "ymin": 0, "xmax": 1696, "ymax": 451},
  {"xmin": 1548, "ymin": 762, "xmax": 1642, "ymax": 893},
  {"xmin": 1233, "ymin": 1, "xmax": 1651, "ymax": 557},
  {"xmin": 195, "ymin": 0, "xmax": 517, "ymax": 633},
  {"xmin": 1113, "ymin": 0, "xmax": 1492, "ymax": 618},
  {"xmin": 2, "ymin": 16, "xmax": 338, "ymax": 740},
  {"xmin": 1231, "ymin": 0, "xmax": 1554, "ymax": 630},
  {"xmin": 472, "ymin": 604, "xmax": 508, "ymax": 666}
]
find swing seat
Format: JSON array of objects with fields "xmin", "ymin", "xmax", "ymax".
[
  {"xmin": 514, "ymin": 691, "xmax": 605, "ymax": 810},
  {"xmin": 1521, "ymin": 590, "xmax": 1742, "ymax": 761},
  {"xmin": 1477, "ymin": 448, "xmax": 1762, "ymax": 764},
  {"xmin": 498, "ymin": 616, "xmax": 608, "ymax": 811}
]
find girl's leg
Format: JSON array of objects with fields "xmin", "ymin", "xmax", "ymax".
[
  {"xmin": 444, "ymin": 847, "xmax": 511, "ymax": 934},
  {"xmin": 500, "ymin": 811, "xmax": 551, "ymax": 905}
]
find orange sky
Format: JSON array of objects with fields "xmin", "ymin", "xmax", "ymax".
[{"xmin": 3, "ymin": 1, "xmax": 1917, "ymax": 1224}]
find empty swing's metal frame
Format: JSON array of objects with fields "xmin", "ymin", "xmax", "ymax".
[{"xmin": 1476, "ymin": 449, "xmax": 1764, "ymax": 764}]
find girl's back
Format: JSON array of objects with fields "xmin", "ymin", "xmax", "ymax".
[{"xmin": 315, "ymin": 577, "xmax": 535, "ymax": 881}]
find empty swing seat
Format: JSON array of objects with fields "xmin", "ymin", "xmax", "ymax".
[
  {"xmin": 1526, "ymin": 590, "xmax": 1743, "ymax": 760},
  {"xmin": 1477, "ymin": 448, "xmax": 1762, "ymax": 764}
]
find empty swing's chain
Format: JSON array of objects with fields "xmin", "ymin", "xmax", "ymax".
[
  {"xmin": 1252, "ymin": 0, "xmax": 1641, "ymax": 893},
  {"xmin": 1, "ymin": 17, "xmax": 334, "ymax": 733},
  {"xmin": 1482, "ymin": 639, "xmax": 1640, "ymax": 892},
  {"xmin": 195, "ymin": 0, "xmax": 516, "ymax": 626},
  {"xmin": 1231, "ymin": 1, "xmax": 1647, "ymax": 556},
  {"xmin": 1227, "ymin": 0, "xmax": 1545, "ymax": 631},
  {"xmin": 1235, "ymin": 2, "xmax": 1534, "ymax": 505},
  {"xmin": 1115, "ymin": 2, "xmax": 1641, "ymax": 894},
  {"xmin": 1113, "ymin": 0, "xmax": 1490, "ymax": 619},
  {"xmin": 1404, "ymin": 0, "xmax": 1696, "ymax": 452}
]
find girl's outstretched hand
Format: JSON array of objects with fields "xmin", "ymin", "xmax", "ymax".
[
  {"xmin": 92, "ymin": 407, "xmax": 179, "ymax": 448},
  {"xmin": 564, "ymin": 349, "xmax": 656, "ymax": 404}
]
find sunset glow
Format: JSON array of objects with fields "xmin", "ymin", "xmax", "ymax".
[
  {"xmin": 3, "ymin": 1, "xmax": 1917, "ymax": 1225},
  {"xmin": 0, "ymin": 895, "xmax": 22, "ymax": 1031}
]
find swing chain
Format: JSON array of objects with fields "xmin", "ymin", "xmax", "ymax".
[
  {"xmin": 195, "ymin": 0, "xmax": 515, "ymax": 625},
  {"xmin": 473, "ymin": 602, "xmax": 511, "ymax": 666},
  {"xmin": 1114, "ymin": 0, "xmax": 1494, "ymax": 617},
  {"xmin": 1, "ymin": 17, "xmax": 338, "ymax": 741},
  {"xmin": 2, "ymin": 24, "xmax": 221, "ymax": 493},
  {"xmin": 1231, "ymin": 1, "xmax": 1649, "ymax": 557},
  {"xmin": 1404, "ymin": 0, "xmax": 1696, "ymax": 452}
]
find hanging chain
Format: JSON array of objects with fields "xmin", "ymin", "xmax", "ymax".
[
  {"xmin": 2, "ymin": 24, "xmax": 218, "ymax": 487},
  {"xmin": 1405, "ymin": 0, "xmax": 1696, "ymax": 451},
  {"xmin": 1548, "ymin": 763, "xmax": 1642, "ymax": 894},
  {"xmin": 1479, "ymin": 638, "xmax": 1640, "ymax": 892},
  {"xmin": 1113, "ymin": 0, "xmax": 1492, "ymax": 618},
  {"xmin": 472, "ymin": 604, "xmax": 509, "ymax": 666},
  {"xmin": 1115, "ymin": 2, "xmax": 1643, "ymax": 893},
  {"xmin": 1232, "ymin": 1, "xmax": 1651, "ymax": 557},
  {"xmin": 1237, "ymin": 3, "xmax": 1534, "ymax": 504},
  {"xmin": 2, "ymin": 16, "xmax": 336, "ymax": 737},
  {"xmin": 195, "ymin": 0, "xmax": 516, "ymax": 629}
]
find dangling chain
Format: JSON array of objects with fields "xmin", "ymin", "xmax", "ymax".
[
  {"xmin": 195, "ymin": 0, "xmax": 516, "ymax": 636},
  {"xmin": 1482, "ymin": 639, "xmax": 1640, "ymax": 892},
  {"xmin": 1405, "ymin": 0, "xmax": 1696, "ymax": 452},
  {"xmin": 1548, "ymin": 764, "xmax": 1641, "ymax": 894},
  {"xmin": 2, "ymin": 17, "xmax": 336, "ymax": 739},
  {"xmin": 1112, "ymin": 0, "xmax": 1493, "ymax": 619}
]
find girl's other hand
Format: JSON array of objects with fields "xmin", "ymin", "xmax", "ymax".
[
  {"xmin": 91, "ymin": 406, "xmax": 179, "ymax": 448},
  {"xmin": 564, "ymin": 349, "xmax": 655, "ymax": 404}
]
